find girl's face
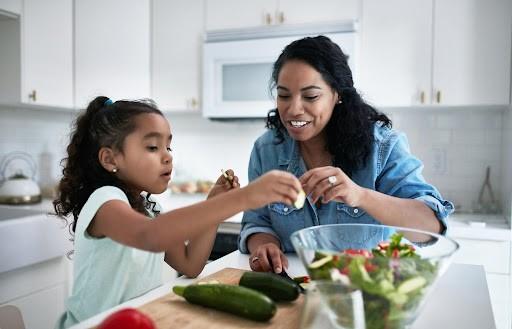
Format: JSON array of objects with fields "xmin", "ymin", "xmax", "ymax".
[
  {"xmin": 276, "ymin": 60, "xmax": 339, "ymax": 143},
  {"xmin": 114, "ymin": 113, "xmax": 173, "ymax": 194}
]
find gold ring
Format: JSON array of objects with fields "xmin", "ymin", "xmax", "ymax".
[
  {"xmin": 251, "ymin": 256, "xmax": 259, "ymax": 263},
  {"xmin": 328, "ymin": 175, "xmax": 337, "ymax": 187}
]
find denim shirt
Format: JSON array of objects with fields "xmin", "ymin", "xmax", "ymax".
[{"xmin": 238, "ymin": 123, "xmax": 454, "ymax": 253}]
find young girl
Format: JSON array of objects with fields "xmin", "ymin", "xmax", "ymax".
[{"xmin": 53, "ymin": 96, "xmax": 302, "ymax": 328}]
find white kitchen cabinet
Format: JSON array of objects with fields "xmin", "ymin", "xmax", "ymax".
[
  {"xmin": 6, "ymin": 283, "xmax": 66, "ymax": 329},
  {"xmin": 432, "ymin": 0, "xmax": 512, "ymax": 106},
  {"xmin": 205, "ymin": 0, "xmax": 274, "ymax": 30},
  {"xmin": 205, "ymin": 0, "xmax": 360, "ymax": 30},
  {"xmin": 0, "ymin": 0, "xmax": 21, "ymax": 15},
  {"xmin": 151, "ymin": 0, "xmax": 203, "ymax": 111},
  {"xmin": 74, "ymin": 0, "xmax": 150, "ymax": 109},
  {"xmin": 486, "ymin": 273, "xmax": 511, "ymax": 329},
  {"xmin": 358, "ymin": 0, "xmax": 432, "ymax": 107},
  {"xmin": 22, "ymin": 0, "xmax": 73, "ymax": 107},
  {"xmin": 277, "ymin": 0, "xmax": 360, "ymax": 26},
  {"xmin": 0, "ymin": 0, "xmax": 73, "ymax": 108},
  {"xmin": 0, "ymin": 257, "xmax": 68, "ymax": 329},
  {"xmin": 359, "ymin": 0, "xmax": 512, "ymax": 107}
]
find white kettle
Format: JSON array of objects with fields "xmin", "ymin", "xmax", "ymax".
[{"xmin": 0, "ymin": 152, "xmax": 42, "ymax": 204}]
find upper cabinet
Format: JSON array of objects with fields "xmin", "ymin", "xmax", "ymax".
[
  {"xmin": 74, "ymin": 0, "xmax": 151, "ymax": 109},
  {"xmin": 151, "ymin": 0, "xmax": 203, "ymax": 111},
  {"xmin": 205, "ymin": 0, "xmax": 360, "ymax": 30},
  {"xmin": 432, "ymin": 0, "xmax": 511, "ymax": 106},
  {"xmin": 358, "ymin": 0, "xmax": 512, "ymax": 107},
  {"xmin": 358, "ymin": 0, "xmax": 432, "ymax": 107},
  {"xmin": 0, "ymin": 0, "xmax": 21, "ymax": 15},
  {"xmin": 22, "ymin": 0, "xmax": 73, "ymax": 107},
  {"xmin": 0, "ymin": 0, "xmax": 73, "ymax": 108}
]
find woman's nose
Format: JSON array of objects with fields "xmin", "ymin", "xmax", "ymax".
[{"xmin": 289, "ymin": 97, "xmax": 304, "ymax": 115}]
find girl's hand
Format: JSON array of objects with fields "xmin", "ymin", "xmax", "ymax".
[
  {"xmin": 300, "ymin": 166, "xmax": 366, "ymax": 207},
  {"xmin": 249, "ymin": 242, "xmax": 289, "ymax": 273},
  {"xmin": 243, "ymin": 170, "xmax": 302, "ymax": 209},
  {"xmin": 207, "ymin": 169, "xmax": 239, "ymax": 199}
]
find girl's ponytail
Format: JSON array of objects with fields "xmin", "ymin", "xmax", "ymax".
[{"xmin": 54, "ymin": 96, "xmax": 108, "ymax": 230}]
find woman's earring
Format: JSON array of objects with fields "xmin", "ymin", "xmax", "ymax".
[
  {"xmin": 112, "ymin": 168, "xmax": 117, "ymax": 173},
  {"xmin": 338, "ymin": 99, "xmax": 343, "ymax": 104}
]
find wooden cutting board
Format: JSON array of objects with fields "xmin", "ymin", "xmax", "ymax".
[{"xmin": 137, "ymin": 268, "xmax": 305, "ymax": 329}]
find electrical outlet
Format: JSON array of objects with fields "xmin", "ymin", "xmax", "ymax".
[{"xmin": 432, "ymin": 147, "xmax": 447, "ymax": 175}]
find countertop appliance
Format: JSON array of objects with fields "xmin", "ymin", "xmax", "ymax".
[
  {"xmin": 0, "ymin": 151, "xmax": 41, "ymax": 204},
  {"xmin": 202, "ymin": 21, "xmax": 358, "ymax": 119}
]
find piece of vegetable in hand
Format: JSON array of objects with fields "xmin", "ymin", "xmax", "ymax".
[
  {"xmin": 294, "ymin": 189, "xmax": 306, "ymax": 209},
  {"xmin": 97, "ymin": 308, "xmax": 155, "ymax": 329},
  {"xmin": 221, "ymin": 169, "xmax": 235, "ymax": 186}
]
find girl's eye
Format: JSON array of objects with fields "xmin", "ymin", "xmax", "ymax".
[
  {"xmin": 147, "ymin": 146, "xmax": 158, "ymax": 151},
  {"xmin": 304, "ymin": 95, "xmax": 319, "ymax": 101},
  {"xmin": 277, "ymin": 94, "xmax": 290, "ymax": 100},
  {"xmin": 167, "ymin": 147, "xmax": 173, "ymax": 153}
]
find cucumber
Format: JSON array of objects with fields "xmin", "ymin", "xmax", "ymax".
[
  {"xmin": 239, "ymin": 271, "xmax": 300, "ymax": 302},
  {"xmin": 173, "ymin": 283, "xmax": 276, "ymax": 322}
]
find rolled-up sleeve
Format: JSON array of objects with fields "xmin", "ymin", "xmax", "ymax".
[
  {"xmin": 238, "ymin": 143, "xmax": 280, "ymax": 254},
  {"xmin": 376, "ymin": 131, "xmax": 454, "ymax": 234}
]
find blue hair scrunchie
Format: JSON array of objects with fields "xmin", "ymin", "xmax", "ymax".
[{"xmin": 104, "ymin": 98, "xmax": 114, "ymax": 107}]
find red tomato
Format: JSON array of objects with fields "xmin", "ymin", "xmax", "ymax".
[{"xmin": 98, "ymin": 308, "xmax": 155, "ymax": 329}]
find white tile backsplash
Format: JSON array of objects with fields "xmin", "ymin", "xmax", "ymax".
[
  {"xmin": 384, "ymin": 108, "xmax": 504, "ymax": 212},
  {"xmin": 0, "ymin": 105, "xmax": 508, "ymax": 214}
]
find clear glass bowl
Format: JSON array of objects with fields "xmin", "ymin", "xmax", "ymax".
[{"xmin": 291, "ymin": 223, "xmax": 459, "ymax": 329}]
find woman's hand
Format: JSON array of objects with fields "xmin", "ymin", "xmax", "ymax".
[
  {"xmin": 243, "ymin": 170, "xmax": 302, "ymax": 209},
  {"xmin": 249, "ymin": 242, "xmax": 289, "ymax": 273},
  {"xmin": 300, "ymin": 166, "xmax": 366, "ymax": 207},
  {"xmin": 207, "ymin": 169, "xmax": 239, "ymax": 199}
]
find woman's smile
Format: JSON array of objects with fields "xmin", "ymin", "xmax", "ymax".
[{"xmin": 288, "ymin": 120, "xmax": 311, "ymax": 128}]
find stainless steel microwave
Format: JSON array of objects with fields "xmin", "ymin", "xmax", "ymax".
[{"xmin": 202, "ymin": 22, "xmax": 358, "ymax": 119}]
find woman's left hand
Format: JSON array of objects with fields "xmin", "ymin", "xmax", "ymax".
[
  {"xmin": 300, "ymin": 166, "xmax": 365, "ymax": 207},
  {"xmin": 207, "ymin": 169, "xmax": 240, "ymax": 199}
]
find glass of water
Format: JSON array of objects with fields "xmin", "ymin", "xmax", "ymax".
[{"xmin": 300, "ymin": 280, "xmax": 365, "ymax": 329}]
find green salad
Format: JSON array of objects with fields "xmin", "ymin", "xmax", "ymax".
[{"xmin": 306, "ymin": 233, "xmax": 438, "ymax": 329}]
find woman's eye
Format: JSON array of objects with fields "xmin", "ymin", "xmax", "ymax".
[
  {"xmin": 147, "ymin": 146, "xmax": 158, "ymax": 151},
  {"xmin": 304, "ymin": 95, "xmax": 319, "ymax": 101},
  {"xmin": 277, "ymin": 94, "xmax": 290, "ymax": 100},
  {"xmin": 167, "ymin": 147, "xmax": 173, "ymax": 153}
]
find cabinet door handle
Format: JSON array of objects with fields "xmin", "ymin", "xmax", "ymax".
[
  {"xmin": 420, "ymin": 91, "xmax": 425, "ymax": 104},
  {"xmin": 436, "ymin": 90, "xmax": 441, "ymax": 103},
  {"xmin": 28, "ymin": 90, "xmax": 37, "ymax": 102},
  {"xmin": 265, "ymin": 13, "xmax": 272, "ymax": 25},
  {"xmin": 277, "ymin": 11, "xmax": 285, "ymax": 24}
]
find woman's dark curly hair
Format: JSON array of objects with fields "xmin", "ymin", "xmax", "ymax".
[
  {"xmin": 53, "ymin": 96, "xmax": 163, "ymax": 233},
  {"xmin": 267, "ymin": 35, "xmax": 391, "ymax": 177}
]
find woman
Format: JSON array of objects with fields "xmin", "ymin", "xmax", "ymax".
[{"xmin": 238, "ymin": 36, "xmax": 454, "ymax": 273}]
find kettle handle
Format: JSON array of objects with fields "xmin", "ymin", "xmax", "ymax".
[{"xmin": 0, "ymin": 151, "xmax": 38, "ymax": 181}]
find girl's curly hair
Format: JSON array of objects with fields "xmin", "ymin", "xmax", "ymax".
[
  {"xmin": 53, "ymin": 96, "xmax": 163, "ymax": 233},
  {"xmin": 266, "ymin": 35, "xmax": 392, "ymax": 177}
]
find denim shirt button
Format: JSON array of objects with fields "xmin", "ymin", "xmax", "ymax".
[
  {"xmin": 353, "ymin": 208, "xmax": 359, "ymax": 214},
  {"xmin": 283, "ymin": 207, "xmax": 289, "ymax": 212}
]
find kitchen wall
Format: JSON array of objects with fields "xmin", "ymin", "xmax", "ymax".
[{"xmin": 0, "ymin": 104, "xmax": 506, "ymax": 215}]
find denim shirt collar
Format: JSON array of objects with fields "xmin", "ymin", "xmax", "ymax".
[{"xmin": 277, "ymin": 132, "xmax": 306, "ymax": 177}]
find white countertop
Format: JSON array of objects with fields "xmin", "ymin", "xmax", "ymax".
[
  {"xmin": 448, "ymin": 213, "xmax": 511, "ymax": 241},
  {"xmin": 71, "ymin": 251, "xmax": 496, "ymax": 329}
]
